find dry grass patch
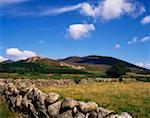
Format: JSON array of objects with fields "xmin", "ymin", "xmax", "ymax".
[{"xmin": 39, "ymin": 82, "xmax": 150, "ymax": 118}]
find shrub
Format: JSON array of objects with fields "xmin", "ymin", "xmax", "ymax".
[{"xmin": 106, "ymin": 63, "xmax": 127, "ymax": 78}]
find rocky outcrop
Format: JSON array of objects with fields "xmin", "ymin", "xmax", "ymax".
[{"xmin": 0, "ymin": 82, "xmax": 132, "ymax": 118}]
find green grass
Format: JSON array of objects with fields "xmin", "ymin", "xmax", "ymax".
[
  {"xmin": 0, "ymin": 62, "xmax": 89, "ymax": 74},
  {"xmin": 39, "ymin": 82, "xmax": 150, "ymax": 118},
  {"xmin": 0, "ymin": 72, "xmax": 102, "ymax": 80}
]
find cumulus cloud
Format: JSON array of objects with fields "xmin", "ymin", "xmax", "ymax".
[
  {"xmin": 96, "ymin": 0, "xmax": 133, "ymax": 20},
  {"xmin": 0, "ymin": 56, "xmax": 7, "ymax": 62},
  {"xmin": 67, "ymin": 24, "xmax": 95, "ymax": 40},
  {"xmin": 94, "ymin": 0, "xmax": 145, "ymax": 20},
  {"xmin": 135, "ymin": 62, "xmax": 150, "ymax": 69},
  {"xmin": 80, "ymin": 3, "xmax": 96, "ymax": 17},
  {"xmin": 141, "ymin": 16, "xmax": 150, "ymax": 25},
  {"xmin": 6, "ymin": 48, "xmax": 22, "ymax": 56},
  {"xmin": 141, "ymin": 36, "xmax": 150, "ymax": 42},
  {"xmin": 128, "ymin": 37, "xmax": 137, "ymax": 45},
  {"xmin": 114, "ymin": 44, "xmax": 121, "ymax": 49},
  {"xmin": 41, "ymin": 0, "xmax": 145, "ymax": 21},
  {"xmin": 6, "ymin": 48, "xmax": 37, "ymax": 60}
]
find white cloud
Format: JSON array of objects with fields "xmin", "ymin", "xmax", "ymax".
[
  {"xmin": 141, "ymin": 16, "xmax": 150, "ymax": 25},
  {"xmin": 96, "ymin": 0, "xmax": 132, "ymax": 20},
  {"xmin": 2, "ymin": 0, "xmax": 145, "ymax": 20},
  {"xmin": 6, "ymin": 48, "xmax": 22, "ymax": 56},
  {"xmin": 135, "ymin": 62, "xmax": 150, "ymax": 69},
  {"xmin": 128, "ymin": 37, "xmax": 137, "ymax": 45},
  {"xmin": 40, "ymin": 3, "xmax": 83, "ymax": 16},
  {"xmin": 114, "ymin": 44, "xmax": 121, "ymax": 49},
  {"xmin": 94, "ymin": 0, "xmax": 145, "ymax": 20},
  {"xmin": 6, "ymin": 48, "xmax": 37, "ymax": 60},
  {"xmin": 40, "ymin": 0, "xmax": 145, "ymax": 20},
  {"xmin": 0, "ymin": 56, "xmax": 7, "ymax": 62},
  {"xmin": 141, "ymin": 36, "xmax": 150, "ymax": 42},
  {"xmin": 67, "ymin": 24, "xmax": 95, "ymax": 40},
  {"xmin": 80, "ymin": 3, "xmax": 96, "ymax": 17}
]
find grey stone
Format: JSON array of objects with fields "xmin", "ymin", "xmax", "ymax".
[
  {"xmin": 61, "ymin": 97, "xmax": 78, "ymax": 110},
  {"xmin": 8, "ymin": 83, "xmax": 15, "ymax": 89},
  {"xmin": 88, "ymin": 111, "xmax": 97, "ymax": 118},
  {"xmin": 16, "ymin": 95, "xmax": 22, "ymax": 107},
  {"xmin": 96, "ymin": 107, "xmax": 113, "ymax": 118},
  {"xmin": 107, "ymin": 112, "xmax": 132, "ymax": 118},
  {"xmin": 22, "ymin": 95, "xmax": 28, "ymax": 108},
  {"xmin": 9, "ymin": 96, "xmax": 16, "ymax": 109},
  {"xmin": 46, "ymin": 92, "xmax": 60, "ymax": 104},
  {"xmin": 78, "ymin": 101, "xmax": 98, "ymax": 113},
  {"xmin": 12, "ymin": 88, "xmax": 19, "ymax": 96},
  {"xmin": 0, "ymin": 84, "xmax": 7, "ymax": 95},
  {"xmin": 17, "ymin": 83, "xmax": 26, "ymax": 91},
  {"xmin": 48, "ymin": 100, "xmax": 62, "ymax": 117},
  {"xmin": 74, "ymin": 112, "xmax": 85, "ymax": 118},
  {"xmin": 57, "ymin": 110, "xmax": 73, "ymax": 118},
  {"xmin": 73, "ymin": 107, "xmax": 78, "ymax": 114},
  {"xmin": 28, "ymin": 101, "xmax": 38, "ymax": 118},
  {"xmin": 108, "ymin": 114, "xmax": 120, "ymax": 118},
  {"xmin": 118, "ymin": 112, "xmax": 132, "ymax": 118}
]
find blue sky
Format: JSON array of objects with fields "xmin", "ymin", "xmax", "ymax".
[{"xmin": 0, "ymin": 0, "xmax": 150, "ymax": 68}]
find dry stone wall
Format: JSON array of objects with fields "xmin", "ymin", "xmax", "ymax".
[{"xmin": 0, "ymin": 81, "xmax": 132, "ymax": 118}]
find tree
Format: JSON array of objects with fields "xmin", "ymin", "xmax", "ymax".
[{"xmin": 106, "ymin": 63, "xmax": 127, "ymax": 79}]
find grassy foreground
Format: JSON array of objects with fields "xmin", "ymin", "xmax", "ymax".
[
  {"xmin": 0, "ymin": 81, "xmax": 149, "ymax": 118},
  {"xmin": 39, "ymin": 82, "xmax": 150, "ymax": 118}
]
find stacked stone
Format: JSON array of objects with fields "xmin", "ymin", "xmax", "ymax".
[{"xmin": 0, "ymin": 82, "xmax": 132, "ymax": 118}]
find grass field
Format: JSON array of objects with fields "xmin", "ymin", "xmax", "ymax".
[
  {"xmin": 0, "ymin": 81, "xmax": 149, "ymax": 118},
  {"xmin": 39, "ymin": 82, "xmax": 150, "ymax": 118}
]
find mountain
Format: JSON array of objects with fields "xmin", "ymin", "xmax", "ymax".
[
  {"xmin": 0, "ymin": 56, "xmax": 88, "ymax": 74},
  {"xmin": 61, "ymin": 55, "xmax": 134, "ymax": 66},
  {"xmin": 1, "ymin": 60, "xmax": 14, "ymax": 64},
  {"xmin": 19, "ymin": 56, "xmax": 59, "ymax": 66},
  {"xmin": 60, "ymin": 55, "xmax": 150, "ymax": 73},
  {"xmin": 0, "ymin": 55, "xmax": 149, "ymax": 74}
]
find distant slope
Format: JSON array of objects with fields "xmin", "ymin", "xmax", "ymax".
[
  {"xmin": 61, "ymin": 55, "xmax": 136, "ymax": 67},
  {"xmin": 0, "ymin": 57, "xmax": 88, "ymax": 74},
  {"xmin": 1, "ymin": 56, "xmax": 149, "ymax": 74},
  {"xmin": 20, "ymin": 56, "xmax": 59, "ymax": 66},
  {"xmin": 61, "ymin": 55, "xmax": 150, "ymax": 73},
  {"xmin": 1, "ymin": 60, "xmax": 14, "ymax": 64}
]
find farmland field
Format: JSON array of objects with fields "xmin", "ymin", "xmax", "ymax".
[
  {"xmin": 0, "ymin": 81, "xmax": 150, "ymax": 118},
  {"xmin": 40, "ymin": 82, "xmax": 150, "ymax": 118}
]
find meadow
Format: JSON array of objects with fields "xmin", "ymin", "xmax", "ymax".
[
  {"xmin": 39, "ymin": 82, "xmax": 150, "ymax": 118},
  {"xmin": 0, "ymin": 81, "xmax": 150, "ymax": 118}
]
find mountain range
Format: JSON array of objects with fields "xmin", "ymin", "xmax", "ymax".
[{"xmin": 0, "ymin": 55, "xmax": 149, "ymax": 74}]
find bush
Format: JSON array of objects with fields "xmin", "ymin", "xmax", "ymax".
[{"xmin": 106, "ymin": 63, "xmax": 127, "ymax": 78}]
